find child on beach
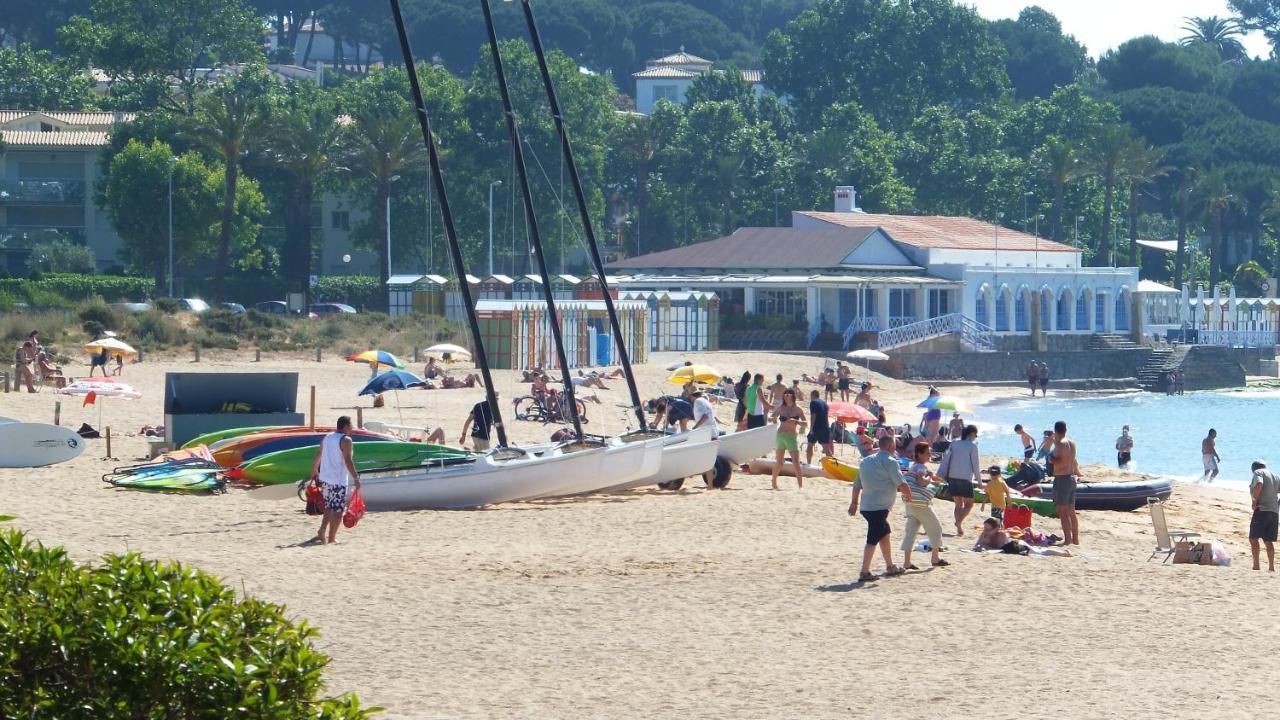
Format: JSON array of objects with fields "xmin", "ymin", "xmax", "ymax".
[
  {"xmin": 1014, "ymin": 424, "xmax": 1035, "ymax": 460},
  {"xmin": 983, "ymin": 465, "xmax": 1009, "ymax": 520}
]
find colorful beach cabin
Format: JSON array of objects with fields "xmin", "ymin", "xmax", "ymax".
[
  {"xmin": 444, "ymin": 275, "xmax": 483, "ymax": 322},
  {"xmin": 620, "ymin": 290, "xmax": 719, "ymax": 352},
  {"xmin": 476, "ymin": 299, "xmax": 648, "ymax": 370},
  {"xmin": 387, "ymin": 274, "xmax": 447, "ymax": 318},
  {"xmin": 479, "ymin": 274, "xmax": 514, "ymax": 300}
]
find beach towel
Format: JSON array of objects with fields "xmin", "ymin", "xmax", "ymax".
[{"xmin": 343, "ymin": 489, "xmax": 366, "ymax": 528}]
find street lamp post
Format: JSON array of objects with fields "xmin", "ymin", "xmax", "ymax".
[
  {"xmin": 773, "ymin": 187, "xmax": 784, "ymax": 227},
  {"xmin": 167, "ymin": 156, "xmax": 176, "ymax": 297},
  {"xmin": 1023, "ymin": 191, "xmax": 1033, "ymax": 233},
  {"xmin": 386, "ymin": 174, "xmax": 400, "ymax": 281},
  {"xmin": 488, "ymin": 180, "xmax": 503, "ymax": 276}
]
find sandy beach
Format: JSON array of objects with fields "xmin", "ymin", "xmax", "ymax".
[{"xmin": 2, "ymin": 349, "xmax": 1275, "ymax": 719}]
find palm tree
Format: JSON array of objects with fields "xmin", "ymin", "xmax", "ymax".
[
  {"xmin": 613, "ymin": 112, "xmax": 676, "ymax": 254},
  {"xmin": 260, "ymin": 85, "xmax": 343, "ymax": 309},
  {"xmin": 338, "ymin": 106, "xmax": 424, "ymax": 296},
  {"xmin": 1181, "ymin": 16, "xmax": 1247, "ymax": 60},
  {"xmin": 1120, "ymin": 143, "xmax": 1170, "ymax": 266},
  {"xmin": 1086, "ymin": 125, "xmax": 1136, "ymax": 267},
  {"xmin": 1037, "ymin": 137, "xmax": 1083, "ymax": 242},
  {"xmin": 1198, "ymin": 168, "xmax": 1235, "ymax": 286},
  {"xmin": 1172, "ymin": 167, "xmax": 1200, "ymax": 288},
  {"xmin": 187, "ymin": 82, "xmax": 265, "ymax": 302}
]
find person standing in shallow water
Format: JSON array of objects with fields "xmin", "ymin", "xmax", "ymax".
[
  {"xmin": 1115, "ymin": 425, "xmax": 1133, "ymax": 469},
  {"xmin": 1201, "ymin": 429, "xmax": 1220, "ymax": 483},
  {"xmin": 1037, "ymin": 362, "xmax": 1050, "ymax": 397}
]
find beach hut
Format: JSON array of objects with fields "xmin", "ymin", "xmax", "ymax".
[
  {"xmin": 555, "ymin": 274, "xmax": 580, "ymax": 301},
  {"xmin": 387, "ymin": 274, "xmax": 424, "ymax": 318},
  {"xmin": 444, "ymin": 275, "xmax": 482, "ymax": 322},
  {"xmin": 512, "ymin": 274, "xmax": 543, "ymax": 301},
  {"xmin": 479, "ymin": 274, "xmax": 514, "ymax": 300},
  {"xmin": 475, "ymin": 299, "xmax": 648, "ymax": 371}
]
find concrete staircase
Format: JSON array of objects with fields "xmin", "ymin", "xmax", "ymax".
[
  {"xmin": 808, "ymin": 332, "xmax": 846, "ymax": 352},
  {"xmin": 1090, "ymin": 334, "xmax": 1145, "ymax": 351},
  {"xmin": 1137, "ymin": 346, "xmax": 1189, "ymax": 391},
  {"xmin": 1137, "ymin": 345, "xmax": 1245, "ymax": 392}
]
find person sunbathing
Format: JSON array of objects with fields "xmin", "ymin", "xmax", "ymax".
[
  {"xmin": 36, "ymin": 351, "xmax": 67, "ymax": 388},
  {"xmin": 572, "ymin": 372, "xmax": 609, "ymax": 390},
  {"xmin": 975, "ymin": 518, "xmax": 1071, "ymax": 556},
  {"xmin": 439, "ymin": 373, "xmax": 483, "ymax": 389}
]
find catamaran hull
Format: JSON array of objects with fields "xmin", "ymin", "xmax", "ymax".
[
  {"xmin": 602, "ymin": 425, "xmax": 718, "ymax": 492},
  {"xmin": 714, "ymin": 425, "xmax": 779, "ymax": 465},
  {"xmin": 520, "ymin": 436, "xmax": 665, "ymax": 499}
]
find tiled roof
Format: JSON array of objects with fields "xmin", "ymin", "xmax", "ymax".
[
  {"xmin": 608, "ymin": 227, "xmax": 881, "ymax": 270},
  {"xmin": 797, "ymin": 212, "xmax": 1078, "ymax": 253},
  {"xmin": 633, "ymin": 67, "xmax": 697, "ymax": 79},
  {"xmin": 651, "ymin": 50, "xmax": 712, "ymax": 66},
  {"xmin": 0, "ymin": 130, "xmax": 110, "ymax": 147},
  {"xmin": 0, "ymin": 111, "xmax": 135, "ymax": 126}
]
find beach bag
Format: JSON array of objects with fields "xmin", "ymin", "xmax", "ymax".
[
  {"xmin": 343, "ymin": 489, "xmax": 366, "ymax": 528},
  {"xmin": 304, "ymin": 483, "xmax": 324, "ymax": 516},
  {"xmin": 1003, "ymin": 505, "xmax": 1033, "ymax": 531}
]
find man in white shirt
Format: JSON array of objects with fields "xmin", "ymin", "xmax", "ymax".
[
  {"xmin": 309, "ymin": 416, "xmax": 360, "ymax": 545},
  {"xmin": 691, "ymin": 390, "xmax": 720, "ymax": 489}
]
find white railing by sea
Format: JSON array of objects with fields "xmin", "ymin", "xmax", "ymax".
[
  {"xmin": 842, "ymin": 317, "xmax": 881, "ymax": 349},
  {"xmin": 875, "ymin": 313, "xmax": 996, "ymax": 352},
  {"xmin": 1198, "ymin": 329, "xmax": 1279, "ymax": 348}
]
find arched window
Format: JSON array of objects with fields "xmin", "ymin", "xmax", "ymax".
[
  {"xmin": 995, "ymin": 290, "xmax": 1009, "ymax": 331},
  {"xmin": 975, "ymin": 286, "xmax": 989, "ymax": 327},
  {"xmin": 1057, "ymin": 290, "xmax": 1072, "ymax": 330},
  {"xmin": 1115, "ymin": 290, "xmax": 1130, "ymax": 331},
  {"xmin": 1015, "ymin": 291, "xmax": 1029, "ymax": 332},
  {"xmin": 1040, "ymin": 289, "xmax": 1053, "ymax": 330},
  {"xmin": 1076, "ymin": 291, "xmax": 1090, "ymax": 331}
]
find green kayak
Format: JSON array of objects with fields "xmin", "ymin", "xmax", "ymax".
[
  {"xmin": 182, "ymin": 425, "xmax": 291, "ymax": 449},
  {"xmin": 930, "ymin": 483, "xmax": 1058, "ymax": 518},
  {"xmin": 233, "ymin": 441, "xmax": 470, "ymax": 485}
]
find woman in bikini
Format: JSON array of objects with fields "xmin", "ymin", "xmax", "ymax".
[{"xmin": 769, "ymin": 389, "xmax": 807, "ymax": 491}]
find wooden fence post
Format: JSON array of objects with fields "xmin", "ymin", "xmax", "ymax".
[
  {"xmin": 193, "ymin": 346, "xmax": 200, "ymax": 362},
  {"xmin": 255, "ymin": 348, "xmax": 261, "ymax": 362},
  {"xmin": 53, "ymin": 401, "xmax": 61, "ymax": 426},
  {"xmin": 105, "ymin": 427, "xmax": 112, "ymax": 459},
  {"xmin": 315, "ymin": 348, "xmax": 321, "ymax": 362},
  {"xmin": 309, "ymin": 385, "xmax": 316, "ymax": 430},
  {"xmin": 356, "ymin": 407, "xmax": 363, "ymax": 428}
]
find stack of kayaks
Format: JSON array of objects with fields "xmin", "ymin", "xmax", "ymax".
[
  {"xmin": 182, "ymin": 425, "xmax": 292, "ymax": 449},
  {"xmin": 104, "ymin": 458, "xmax": 225, "ymax": 493},
  {"xmin": 228, "ymin": 441, "xmax": 472, "ymax": 485},
  {"xmin": 932, "ymin": 483, "xmax": 1058, "ymax": 518},
  {"xmin": 209, "ymin": 427, "xmax": 394, "ymax": 466}
]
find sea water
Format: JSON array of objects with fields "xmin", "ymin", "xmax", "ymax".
[{"xmin": 977, "ymin": 388, "xmax": 1280, "ymax": 488}]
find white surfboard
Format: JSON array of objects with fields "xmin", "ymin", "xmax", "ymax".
[
  {"xmin": 0, "ymin": 417, "xmax": 16, "ymax": 424},
  {"xmin": 0, "ymin": 423, "xmax": 87, "ymax": 467}
]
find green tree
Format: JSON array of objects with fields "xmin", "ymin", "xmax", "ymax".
[
  {"xmin": 684, "ymin": 67, "xmax": 756, "ymax": 109},
  {"xmin": 794, "ymin": 101, "xmax": 911, "ymax": 213},
  {"xmin": 185, "ymin": 70, "xmax": 271, "ymax": 301},
  {"xmin": 60, "ymin": 0, "xmax": 264, "ymax": 112},
  {"xmin": 1034, "ymin": 137, "xmax": 1083, "ymax": 241},
  {"xmin": 1181, "ymin": 15, "xmax": 1248, "ymax": 60},
  {"xmin": 1120, "ymin": 143, "xmax": 1169, "ymax": 266},
  {"xmin": 608, "ymin": 104, "xmax": 681, "ymax": 254},
  {"xmin": 25, "ymin": 240, "xmax": 98, "ymax": 274},
  {"xmin": 0, "ymin": 45, "xmax": 97, "ymax": 110},
  {"xmin": 1234, "ymin": 259, "xmax": 1270, "ymax": 294},
  {"xmin": 989, "ymin": 6, "xmax": 1088, "ymax": 100},
  {"xmin": 1086, "ymin": 125, "xmax": 1139, "ymax": 267},
  {"xmin": 1198, "ymin": 167, "xmax": 1236, "ymax": 285},
  {"xmin": 761, "ymin": 0, "xmax": 1009, "ymax": 131},
  {"xmin": 1170, "ymin": 167, "xmax": 1201, "ymax": 288},
  {"xmin": 1227, "ymin": 61, "xmax": 1280, "ymax": 125},
  {"xmin": 1098, "ymin": 36, "xmax": 1221, "ymax": 94},
  {"xmin": 1231, "ymin": 0, "xmax": 1280, "ymax": 55},
  {"xmin": 0, "ymin": 0, "xmax": 91, "ymax": 50}
]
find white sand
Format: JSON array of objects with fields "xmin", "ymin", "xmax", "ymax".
[{"xmin": 1, "ymin": 349, "xmax": 1275, "ymax": 718}]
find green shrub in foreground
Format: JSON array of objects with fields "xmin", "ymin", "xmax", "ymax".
[{"xmin": 0, "ymin": 529, "xmax": 379, "ymax": 718}]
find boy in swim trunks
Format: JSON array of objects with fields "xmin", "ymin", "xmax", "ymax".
[{"xmin": 1014, "ymin": 424, "xmax": 1035, "ymax": 460}]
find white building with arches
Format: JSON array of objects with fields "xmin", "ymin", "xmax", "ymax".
[{"xmin": 609, "ymin": 187, "xmax": 1140, "ymax": 352}]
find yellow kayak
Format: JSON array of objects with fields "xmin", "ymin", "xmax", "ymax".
[{"xmin": 821, "ymin": 455, "xmax": 859, "ymax": 483}]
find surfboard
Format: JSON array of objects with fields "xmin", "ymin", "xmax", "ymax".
[
  {"xmin": 0, "ymin": 422, "xmax": 86, "ymax": 467},
  {"xmin": 0, "ymin": 416, "xmax": 17, "ymax": 424}
]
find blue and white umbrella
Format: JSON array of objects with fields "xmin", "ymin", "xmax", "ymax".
[{"xmin": 359, "ymin": 369, "xmax": 426, "ymax": 423}]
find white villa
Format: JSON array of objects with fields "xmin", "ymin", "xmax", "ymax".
[
  {"xmin": 608, "ymin": 187, "xmax": 1141, "ymax": 352},
  {"xmin": 631, "ymin": 49, "xmax": 764, "ymax": 114}
]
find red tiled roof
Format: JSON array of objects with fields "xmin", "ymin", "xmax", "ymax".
[
  {"xmin": 607, "ymin": 227, "xmax": 881, "ymax": 270},
  {"xmin": 798, "ymin": 212, "xmax": 1078, "ymax": 253}
]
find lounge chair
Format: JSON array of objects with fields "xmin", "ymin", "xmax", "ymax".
[{"xmin": 1148, "ymin": 497, "xmax": 1200, "ymax": 563}]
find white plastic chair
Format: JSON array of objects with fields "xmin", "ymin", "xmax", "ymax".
[{"xmin": 1148, "ymin": 497, "xmax": 1200, "ymax": 563}]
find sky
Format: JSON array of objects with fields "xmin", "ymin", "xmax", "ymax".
[{"xmin": 964, "ymin": 0, "xmax": 1273, "ymax": 58}]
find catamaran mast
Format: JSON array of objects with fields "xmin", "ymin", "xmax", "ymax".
[
  {"xmin": 477, "ymin": 0, "xmax": 585, "ymax": 441},
  {"xmin": 516, "ymin": 0, "xmax": 649, "ymax": 433},
  {"xmin": 387, "ymin": 0, "xmax": 508, "ymax": 447}
]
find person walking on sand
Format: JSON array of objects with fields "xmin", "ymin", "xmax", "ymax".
[
  {"xmin": 1201, "ymin": 429, "xmax": 1220, "ymax": 483},
  {"xmin": 769, "ymin": 389, "xmax": 807, "ymax": 490},
  {"xmin": 901, "ymin": 441, "xmax": 949, "ymax": 570},
  {"xmin": 733, "ymin": 371, "xmax": 751, "ymax": 429},
  {"xmin": 1249, "ymin": 460, "xmax": 1279, "ymax": 571},
  {"xmin": 1049, "ymin": 420, "xmax": 1082, "ymax": 545},
  {"xmin": 1027, "ymin": 360, "xmax": 1039, "ymax": 396},
  {"xmin": 1115, "ymin": 425, "xmax": 1134, "ymax": 469},
  {"xmin": 1037, "ymin": 362, "xmax": 1050, "ymax": 397},
  {"xmin": 850, "ymin": 435, "xmax": 910, "ymax": 581},
  {"xmin": 308, "ymin": 416, "xmax": 361, "ymax": 545},
  {"xmin": 937, "ymin": 424, "xmax": 981, "ymax": 537},
  {"xmin": 806, "ymin": 389, "xmax": 832, "ymax": 465},
  {"xmin": 838, "ymin": 362, "xmax": 852, "ymax": 402},
  {"xmin": 768, "ymin": 373, "xmax": 788, "ymax": 410},
  {"xmin": 744, "ymin": 373, "xmax": 768, "ymax": 429},
  {"xmin": 1014, "ymin": 424, "xmax": 1035, "ymax": 460},
  {"xmin": 13, "ymin": 341, "xmax": 36, "ymax": 393},
  {"xmin": 461, "ymin": 393, "xmax": 498, "ymax": 451}
]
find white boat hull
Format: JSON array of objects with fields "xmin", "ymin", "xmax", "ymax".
[
  {"xmin": 521, "ymin": 436, "xmax": 664, "ymax": 499},
  {"xmin": 715, "ymin": 424, "xmax": 778, "ymax": 465},
  {"xmin": 602, "ymin": 425, "xmax": 717, "ymax": 492}
]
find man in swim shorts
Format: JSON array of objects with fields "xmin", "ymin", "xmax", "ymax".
[
  {"xmin": 1049, "ymin": 420, "xmax": 1081, "ymax": 545},
  {"xmin": 1115, "ymin": 425, "xmax": 1133, "ymax": 469},
  {"xmin": 1201, "ymin": 429, "xmax": 1220, "ymax": 483},
  {"xmin": 1249, "ymin": 460, "xmax": 1279, "ymax": 571}
]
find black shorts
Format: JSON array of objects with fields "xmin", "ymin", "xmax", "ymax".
[
  {"xmin": 1117, "ymin": 452, "xmax": 1132, "ymax": 467},
  {"xmin": 734, "ymin": 402, "xmax": 746, "ymax": 422},
  {"xmin": 746, "ymin": 414, "xmax": 766, "ymax": 429},
  {"xmin": 838, "ymin": 378, "xmax": 850, "ymax": 390},
  {"xmin": 861, "ymin": 508, "xmax": 891, "ymax": 546},
  {"xmin": 946, "ymin": 478, "xmax": 975, "ymax": 499},
  {"xmin": 1038, "ymin": 378, "xmax": 1049, "ymax": 388},
  {"xmin": 1024, "ymin": 448, "xmax": 1035, "ymax": 460},
  {"xmin": 1250, "ymin": 510, "xmax": 1279, "ymax": 542}
]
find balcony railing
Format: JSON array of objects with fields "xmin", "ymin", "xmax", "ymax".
[
  {"xmin": 841, "ymin": 316, "xmax": 881, "ymax": 349},
  {"xmin": 0, "ymin": 226, "xmax": 87, "ymax": 249},
  {"xmin": 875, "ymin": 313, "xmax": 996, "ymax": 352},
  {"xmin": 0, "ymin": 180, "xmax": 87, "ymax": 205}
]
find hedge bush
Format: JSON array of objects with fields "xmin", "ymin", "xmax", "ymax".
[
  {"xmin": 314, "ymin": 276, "xmax": 381, "ymax": 310},
  {"xmin": 0, "ymin": 529, "xmax": 379, "ymax": 718},
  {"xmin": 0, "ymin": 274, "xmax": 152, "ymax": 304}
]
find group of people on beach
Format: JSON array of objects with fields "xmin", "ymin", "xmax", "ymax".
[
  {"xmin": 11, "ymin": 330, "xmax": 68, "ymax": 393},
  {"xmin": 1025, "ymin": 360, "xmax": 1051, "ymax": 397},
  {"xmin": 1163, "ymin": 369, "xmax": 1186, "ymax": 395}
]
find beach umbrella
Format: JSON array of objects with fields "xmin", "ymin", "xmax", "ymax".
[
  {"xmin": 83, "ymin": 337, "xmax": 137, "ymax": 358},
  {"xmin": 846, "ymin": 348, "xmax": 889, "ymax": 368},
  {"xmin": 359, "ymin": 369, "xmax": 426, "ymax": 423},
  {"xmin": 58, "ymin": 378, "xmax": 141, "ymax": 431},
  {"xmin": 424, "ymin": 343, "xmax": 471, "ymax": 360},
  {"xmin": 668, "ymin": 364, "xmax": 722, "ymax": 385},
  {"xmin": 345, "ymin": 349, "xmax": 405, "ymax": 371},
  {"xmin": 827, "ymin": 401, "xmax": 876, "ymax": 424},
  {"xmin": 916, "ymin": 395, "xmax": 973, "ymax": 414}
]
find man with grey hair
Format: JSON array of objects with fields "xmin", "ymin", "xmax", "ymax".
[{"xmin": 1250, "ymin": 459, "xmax": 1279, "ymax": 571}]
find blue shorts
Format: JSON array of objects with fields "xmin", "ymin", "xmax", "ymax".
[{"xmin": 322, "ymin": 483, "xmax": 347, "ymax": 513}]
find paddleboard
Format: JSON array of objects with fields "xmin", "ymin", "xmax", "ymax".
[
  {"xmin": 0, "ymin": 422, "xmax": 86, "ymax": 467},
  {"xmin": 745, "ymin": 459, "xmax": 827, "ymax": 478}
]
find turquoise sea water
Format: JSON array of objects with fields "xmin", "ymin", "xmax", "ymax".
[{"xmin": 977, "ymin": 388, "xmax": 1278, "ymax": 487}]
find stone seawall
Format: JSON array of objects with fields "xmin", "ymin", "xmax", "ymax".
[{"xmin": 883, "ymin": 349, "xmax": 1152, "ymax": 383}]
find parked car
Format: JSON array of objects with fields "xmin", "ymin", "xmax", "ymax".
[
  {"xmin": 219, "ymin": 302, "xmax": 246, "ymax": 314},
  {"xmin": 308, "ymin": 302, "xmax": 357, "ymax": 318},
  {"xmin": 179, "ymin": 298, "xmax": 210, "ymax": 314},
  {"xmin": 253, "ymin": 300, "xmax": 289, "ymax": 314},
  {"xmin": 109, "ymin": 302, "xmax": 152, "ymax": 314}
]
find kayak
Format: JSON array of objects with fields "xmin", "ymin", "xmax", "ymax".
[
  {"xmin": 211, "ymin": 429, "xmax": 392, "ymax": 467},
  {"xmin": 231, "ymin": 441, "xmax": 470, "ymax": 485},
  {"xmin": 820, "ymin": 455, "xmax": 859, "ymax": 483},
  {"xmin": 932, "ymin": 483, "xmax": 1058, "ymax": 518},
  {"xmin": 183, "ymin": 425, "xmax": 292, "ymax": 449},
  {"xmin": 1032, "ymin": 478, "xmax": 1174, "ymax": 512},
  {"xmin": 746, "ymin": 459, "xmax": 827, "ymax": 478}
]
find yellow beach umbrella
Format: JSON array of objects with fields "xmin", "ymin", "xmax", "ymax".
[
  {"xmin": 83, "ymin": 337, "xmax": 138, "ymax": 358},
  {"xmin": 668, "ymin": 364, "xmax": 722, "ymax": 385}
]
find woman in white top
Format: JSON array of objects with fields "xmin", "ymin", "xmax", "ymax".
[
  {"xmin": 309, "ymin": 415, "xmax": 361, "ymax": 545},
  {"xmin": 936, "ymin": 424, "xmax": 980, "ymax": 537}
]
